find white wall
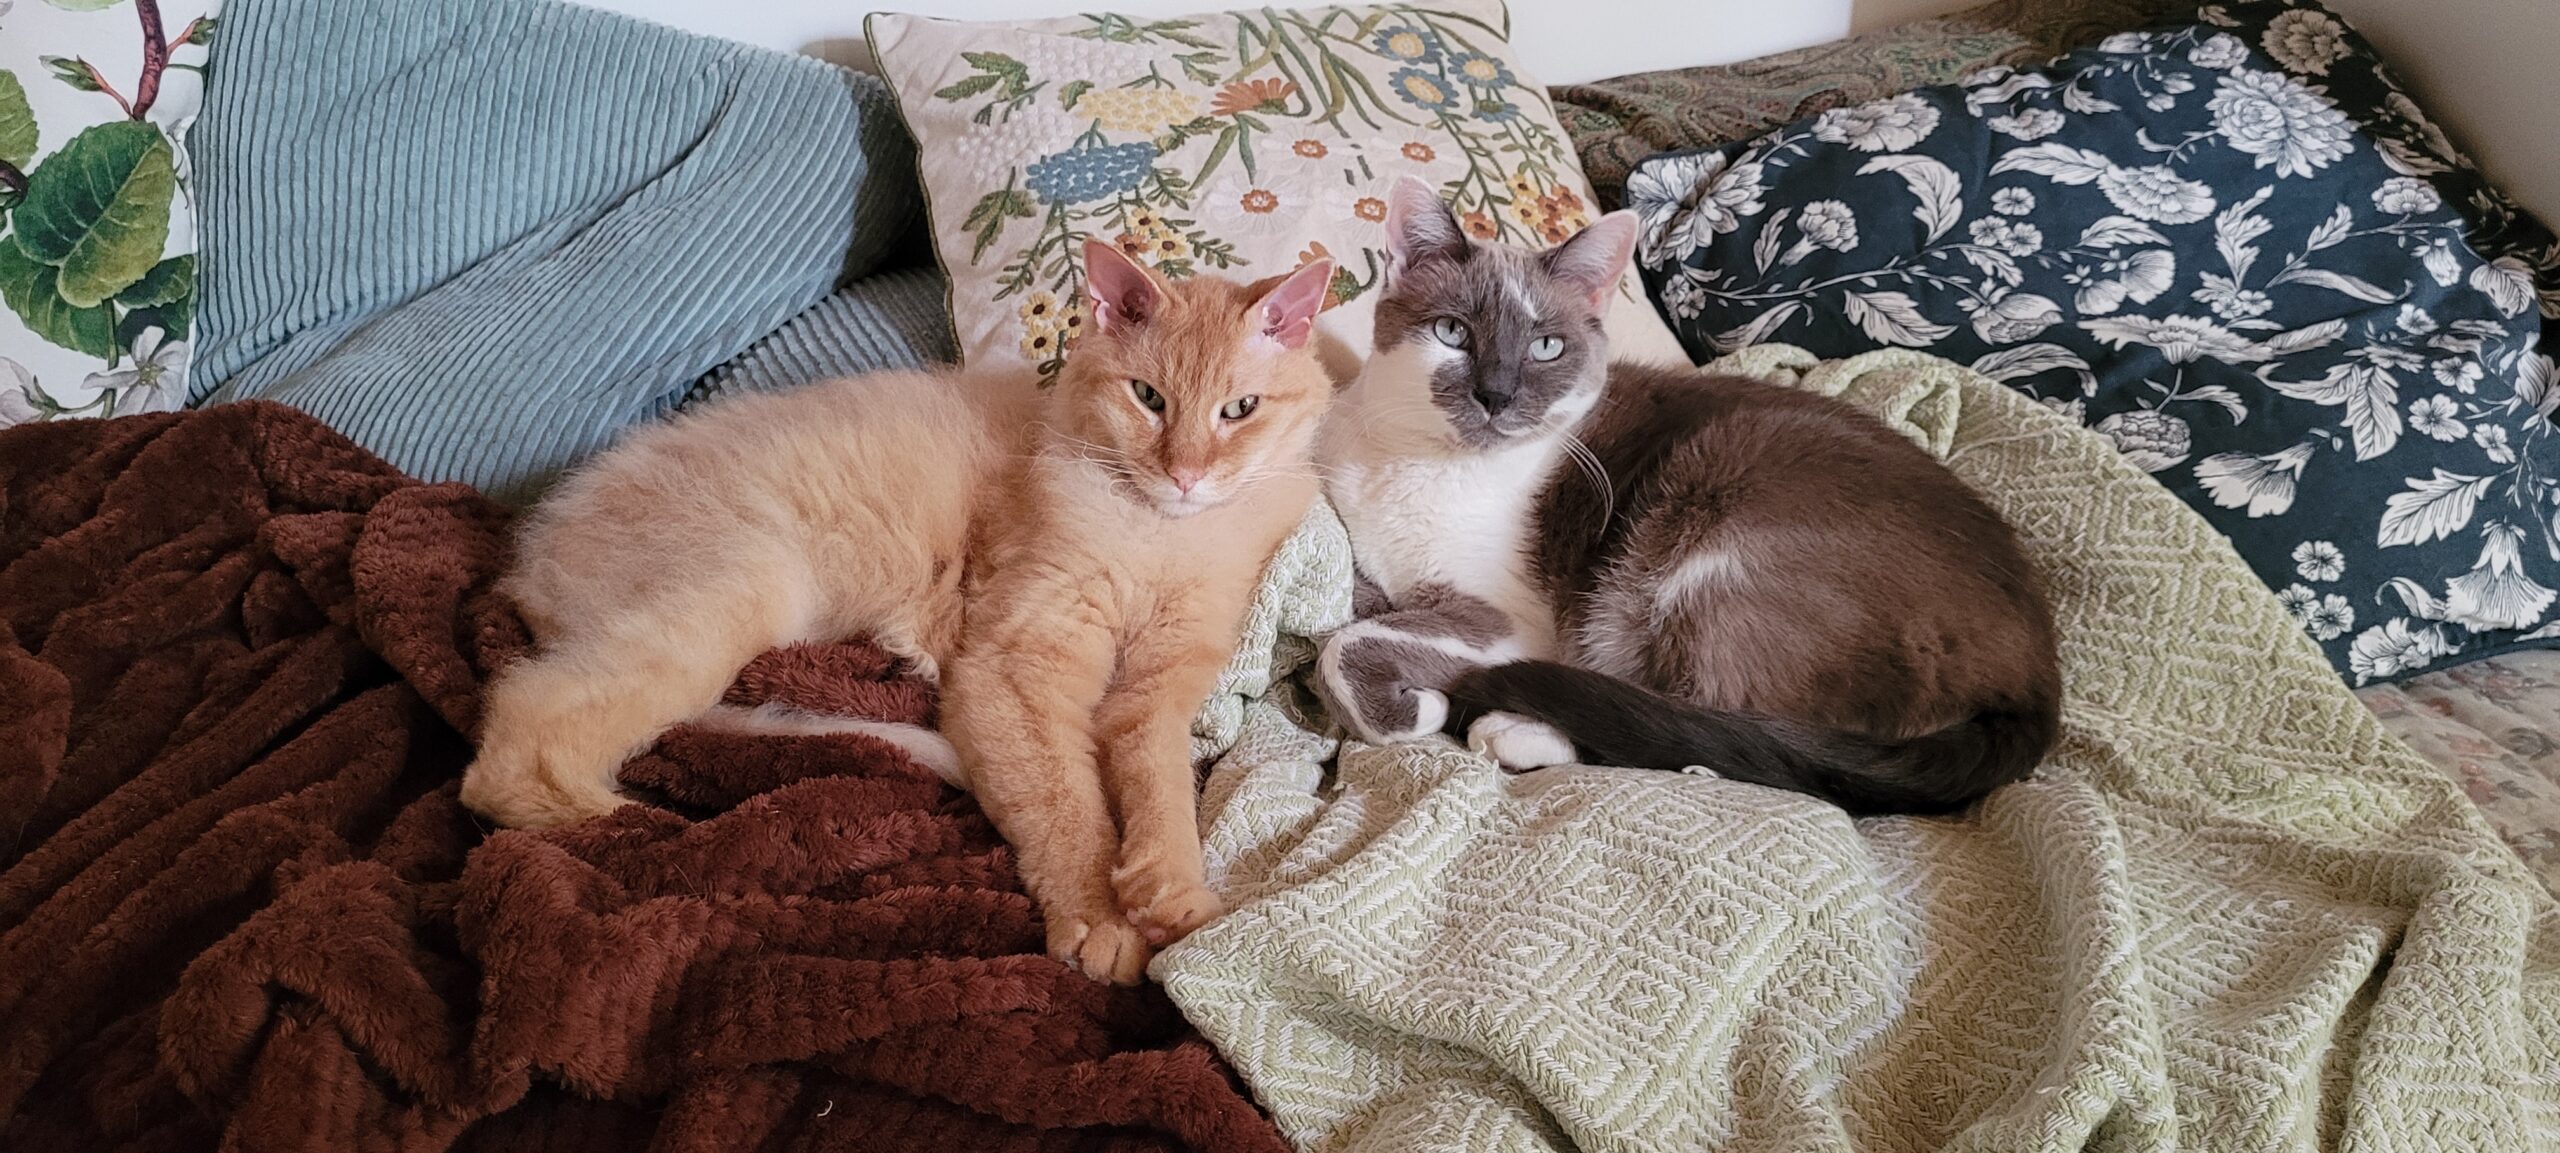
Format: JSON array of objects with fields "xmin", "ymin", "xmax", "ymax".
[
  {"xmin": 573, "ymin": 0, "xmax": 1850, "ymax": 86},
  {"xmin": 2320, "ymin": 0, "xmax": 2560, "ymax": 224}
]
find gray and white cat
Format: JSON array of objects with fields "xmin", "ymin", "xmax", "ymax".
[{"xmin": 1315, "ymin": 177, "xmax": 2061, "ymax": 815}]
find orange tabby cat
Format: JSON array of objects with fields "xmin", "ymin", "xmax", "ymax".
[{"xmin": 460, "ymin": 240, "xmax": 1338, "ymax": 983}]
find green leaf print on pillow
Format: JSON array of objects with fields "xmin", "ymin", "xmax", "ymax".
[
  {"xmin": 114, "ymin": 252, "xmax": 191, "ymax": 307},
  {"xmin": 0, "ymin": 240, "xmax": 118, "ymax": 357},
  {"xmin": 11, "ymin": 119, "xmax": 176, "ymax": 308},
  {"xmin": 0, "ymin": 72, "xmax": 37, "ymax": 173}
]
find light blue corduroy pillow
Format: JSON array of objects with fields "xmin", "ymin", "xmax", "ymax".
[
  {"xmin": 190, "ymin": 0, "xmax": 920, "ymax": 502},
  {"xmin": 682, "ymin": 265, "xmax": 957, "ymax": 410}
]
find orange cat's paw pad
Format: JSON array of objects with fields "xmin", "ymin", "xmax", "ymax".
[
  {"xmin": 1049, "ymin": 913, "xmax": 1153, "ymax": 985},
  {"xmin": 1123, "ymin": 882, "xmax": 1223, "ymax": 947}
]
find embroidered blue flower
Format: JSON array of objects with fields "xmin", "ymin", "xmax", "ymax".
[
  {"xmin": 1024, "ymin": 141, "xmax": 1158, "ymax": 206},
  {"xmin": 1446, "ymin": 52, "xmax": 1516, "ymax": 90},
  {"xmin": 1370, "ymin": 26, "xmax": 1442, "ymax": 65},
  {"xmin": 1387, "ymin": 67, "xmax": 1460, "ymax": 112}
]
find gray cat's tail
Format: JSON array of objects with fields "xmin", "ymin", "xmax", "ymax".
[{"xmin": 1444, "ymin": 661, "xmax": 2054, "ymax": 816}]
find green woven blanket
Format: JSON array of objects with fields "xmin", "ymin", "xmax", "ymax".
[{"xmin": 1165, "ymin": 346, "xmax": 2560, "ymax": 1152}]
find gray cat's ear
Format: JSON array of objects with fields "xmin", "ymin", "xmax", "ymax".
[
  {"xmin": 1082, "ymin": 237, "xmax": 1165, "ymax": 335},
  {"xmin": 1384, "ymin": 176, "xmax": 1467, "ymax": 278},
  {"xmin": 1541, "ymin": 211, "xmax": 1639, "ymax": 310}
]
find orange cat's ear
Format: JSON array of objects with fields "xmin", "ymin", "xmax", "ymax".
[
  {"xmin": 1252, "ymin": 257, "xmax": 1334, "ymax": 353},
  {"xmin": 1081, "ymin": 238, "xmax": 1165, "ymax": 335}
]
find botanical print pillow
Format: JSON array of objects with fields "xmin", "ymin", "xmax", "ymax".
[
  {"xmin": 1630, "ymin": 0, "xmax": 2560, "ymax": 684},
  {"xmin": 0, "ymin": 0, "xmax": 218, "ymax": 428},
  {"xmin": 867, "ymin": 0, "xmax": 1687, "ymax": 383}
]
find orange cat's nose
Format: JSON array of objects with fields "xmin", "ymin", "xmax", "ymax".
[{"xmin": 1169, "ymin": 466, "xmax": 1205, "ymax": 493}]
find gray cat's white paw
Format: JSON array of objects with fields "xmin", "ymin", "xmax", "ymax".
[
  {"xmin": 1387, "ymin": 688, "xmax": 1450, "ymax": 742},
  {"xmin": 1466, "ymin": 712, "xmax": 1576, "ymax": 771},
  {"xmin": 1317, "ymin": 627, "xmax": 1454, "ymax": 744},
  {"xmin": 1333, "ymin": 687, "xmax": 1447, "ymax": 745}
]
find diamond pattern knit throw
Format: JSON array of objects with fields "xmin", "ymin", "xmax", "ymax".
[{"xmin": 1154, "ymin": 345, "xmax": 2560, "ymax": 1152}]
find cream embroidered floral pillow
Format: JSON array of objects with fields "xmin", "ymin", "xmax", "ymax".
[
  {"xmin": 867, "ymin": 0, "xmax": 1687, "ymax": 381},
  {"xmin": 0, "ymin": 0, "xmax": 219, "ymax": 427}
]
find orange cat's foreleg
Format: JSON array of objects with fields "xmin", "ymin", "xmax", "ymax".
[
  {"xmin": 1094, "ymin": 614, "xmax": 1229, "ymax": 949},
  {"xmin": 941, "ymin": 582, "xmax": 1151, "ymax": 984}
]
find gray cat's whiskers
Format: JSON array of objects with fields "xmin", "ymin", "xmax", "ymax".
[{"xmin": 1559, "ymin": 432, "xmax": 1614, "ymax": 529}]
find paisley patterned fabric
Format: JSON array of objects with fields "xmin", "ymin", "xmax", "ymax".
[
  {"xmin": 1551, "ymin": 0, "xmax": 2196, "ymax": 211},
  {"xmin": 1629, "ymin": 0, "xmax": 2560, "ymax": 684},
  {"xmin": 2362, "ymin": 651, "xmax": 2560, "ymax": 892}
]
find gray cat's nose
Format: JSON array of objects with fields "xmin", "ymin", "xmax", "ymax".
[{"xmin": 1474, "ymin": 388, "xmax": 1512, "ymax": 416}]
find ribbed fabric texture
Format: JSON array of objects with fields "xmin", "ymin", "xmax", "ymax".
[
  {"xmin": 189, "ymin": 0, "xmax": 920, "ymax": 502},
  {"xmin": 682, "ymin": 264, "xmax": 957, "ymax": 408}
]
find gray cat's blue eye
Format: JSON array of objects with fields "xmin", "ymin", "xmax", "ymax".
[
  {"xmin": 1220, "ymin": 395, "xmax": 1260, "ymax": 420},
  {"xmin": 1529, "ymin": 335, "xmax": 1566, "ymax": 362},
  {"xmin": 1131, "ymin": 380, "xmax": 1166, "ymax": 413},
  {"xmin": 1430, "ymin": 317, "xmax": 1469, "ymax": 348}
]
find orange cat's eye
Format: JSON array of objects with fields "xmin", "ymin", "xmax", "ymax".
[
  {"xmin": 1220, "ymin": 396, "xmax": 1260, "ymax": 421},
  {"xmin": 1131, "ymin": 380, "xmax": 1166, "ymax": 413}
]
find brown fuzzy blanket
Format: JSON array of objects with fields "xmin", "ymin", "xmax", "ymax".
[{"xmin": 0, "ymin": 403, "xmax": 1289, "ymax": 1152}]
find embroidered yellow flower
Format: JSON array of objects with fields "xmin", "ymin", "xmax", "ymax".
[
  {"xmin": 1019, "ymin": 318, "xmax": 1059, "ymax": 360},
  {"xmin": 1114, "ymin": 202, "xmax": 1193, "ymax": 265},
  {"xmin": 1017, "ymin": 290, "xmax": 1062, "ymax": 325},
  {"xmin": 1074, "ymin": 87, "xmax": 1201, "ymax": 136}
]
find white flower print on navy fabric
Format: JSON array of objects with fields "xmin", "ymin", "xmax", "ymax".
[
  {"xmin": 1812, "ymin": 94, "xmax": 1940, "ymax": 152},
  {"xmin": 1988, "ymin": 108, "xmax": 2065, "ymax": 141},
  {"xmin": 2349, "ymin": 618, "xmax": 2454, "ymax": 682},
  {"xmin": 2208, "ymin": 69, "xmax": 2355, "ymax": 178},
  {"xmin": 2261, "ymin": 8, "xmax": 2349, "ymax": 76},
  {"xmin": 2294, "ymin": 539, "xmax": 2347, "ymax": 582},
  {"xmin": 1625, "ymin": 0, "xmax": 2560, "ymax": 681}
]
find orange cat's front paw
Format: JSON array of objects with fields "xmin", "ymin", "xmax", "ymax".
[
  {"xmin": 1116, "ymin": 866, "xmax": 1224, "ymax": 947},
  {"xmin": 1128, "ymin": 884, "xmax": 1223, "ymax": 947},
  {"xmin": 1048, "ymin": 912, "xmax": 1153, "ymax": 985}
]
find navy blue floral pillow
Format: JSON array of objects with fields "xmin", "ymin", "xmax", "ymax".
[{"xmin": 1631, "ymin": 0, "xmax": 2560, "ymax": 684}]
